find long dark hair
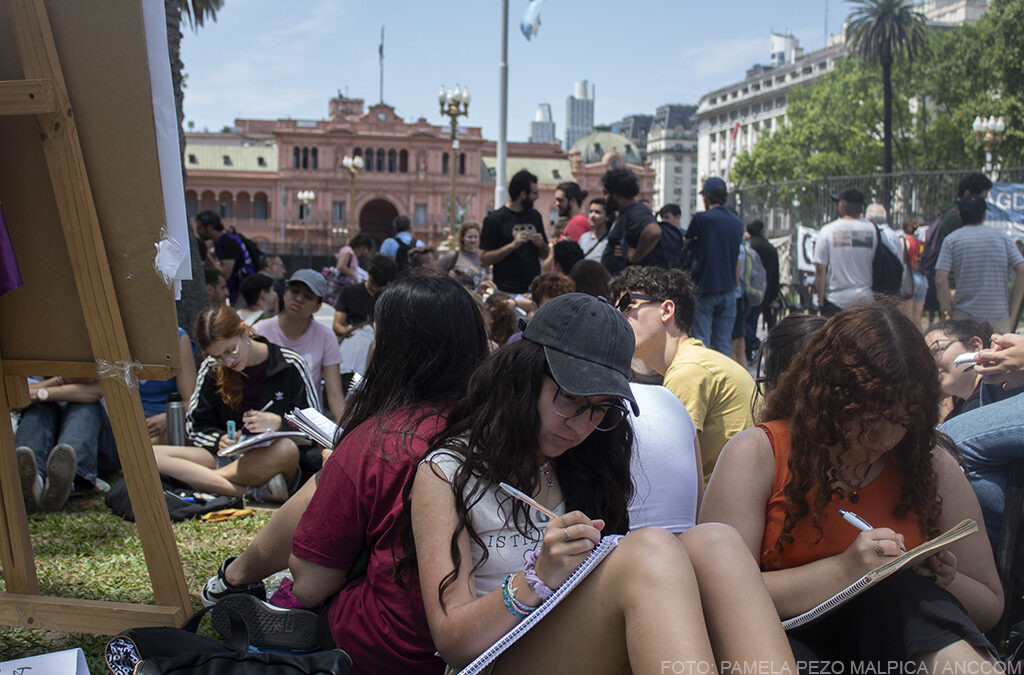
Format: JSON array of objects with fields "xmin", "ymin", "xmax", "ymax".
[
  {"xmin": 762, "ymin": 304, "xmax": 943, "ymax": 563},
  {"xmin": 335, "ymin": 273, "xmax": 489, "ymax": 450},
  {"xmin": 396, "ymin": 339, "xmax": 634, "ymax": 606}
]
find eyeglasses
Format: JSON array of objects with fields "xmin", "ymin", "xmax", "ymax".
[
  {"xmin": 551, "ymin": 385, "xmax": 628, "ymax": 431},
  {"xmin": 927, "ymin": 338, "xmax": 958, "ymax": 360},
  {"xmin": 286, "ymin": 284, "xmax": 318, "ymax": 301},
  {"xmin": 211, "ymin": 336, "xmax": 245, "ymax": 365},
  {"xmin": 615, "ymin": 292, "xmax": 661, "ymax": 313}
]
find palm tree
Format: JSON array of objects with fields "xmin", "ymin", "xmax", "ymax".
[
  {"xmin": 846, "ymin": 0, "xmax": 927, "ymax": 177},
  {"xmin": 166, "ymin": 0, "xmax": 224, "ymax": 334}
]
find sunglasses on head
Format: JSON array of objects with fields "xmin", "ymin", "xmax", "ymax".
[{"xmin": 615, "ymin": 292, "xmax": 661, "ymax": 313}]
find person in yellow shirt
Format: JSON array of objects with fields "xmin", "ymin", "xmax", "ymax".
[{"xmin": 611, "ymin": 266, "xmax": 755, "ymax": 483}]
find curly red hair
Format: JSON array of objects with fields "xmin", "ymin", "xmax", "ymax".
[{"xmin": 762, "ymin": 303, "xmax": 943, "ymax": 563}]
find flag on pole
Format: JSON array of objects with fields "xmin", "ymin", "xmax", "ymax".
[
  {"xmin": 520, "ymin": 0, "xmax": 543, "ymax": 40},
  {"xmin": 378, "ymin": 25, "xmax": 384, "ymax": 62},
  {"xmin": 0, "ymin": 202, "xmax": 23, "ymax": 296}
]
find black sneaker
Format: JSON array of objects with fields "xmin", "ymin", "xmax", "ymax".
[
  {"xmin": 211, "ymin": 593, "xmax": 319, "ymax": 652},
  {"xmin": 16, "ymin": 447, "xmax": 42, "ymax": 513},
  {"xmin": 40, "ymin": 444, "xmax": 76, "ymax": 512},
  {"xmin": 201, "ymin": 555, "xmax": 267, "ymax": 608}
]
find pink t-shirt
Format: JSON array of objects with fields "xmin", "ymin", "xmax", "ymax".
[
  {"xmin": 561, "ymin": 213, "xmax": 592, "ymax": 242},
  {"xmin": 293, "ymin": 409, "xmax": 446, "ymax": 675},
  {"xmin": 253, "ymin": 317, "xmax": 340, "ymax": 389}
]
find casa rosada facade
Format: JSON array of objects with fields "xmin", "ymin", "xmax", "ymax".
[{"xmin": 184, "ymin": 94, "xmax": 653, "ymax": 249}]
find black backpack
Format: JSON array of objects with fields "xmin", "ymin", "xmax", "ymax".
[
  {"xmin": 234, "ymin": 231, "xmax": 262, "ymax": 273},
  {"xmin": 105, "ymin": 476, "xmax": 242, "ymax": 522},
  {"xmin": 871, "ymin": 225, "xmax": 904, "ymax": 296},
  {"xmin": 918, "ymin": 206, "xmax": 957, "ymax": 280},
  {"xmin": 391, "ymin": 236, "xmax": 418, "ymax": 271},
  {"xmin": 105, "ymin": 604, "xmax": 351, "ymax": 674}
]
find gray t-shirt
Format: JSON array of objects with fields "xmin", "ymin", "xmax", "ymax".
[
  {"xmin": 936, "ymin": 224, "xmax": 1024, "ymax": 322},
  {"xmin": 812, "ymin": 217, "xmax": 876, "ymax": 309}
]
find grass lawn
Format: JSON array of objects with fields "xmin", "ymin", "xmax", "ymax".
[{"xmin": 0, "ymin": 493, "xmax": 273, "ymax": 672}]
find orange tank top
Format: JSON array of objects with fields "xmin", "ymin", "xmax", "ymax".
[{"xmin": 758, "ymin": 419, "xmax": 925, "ymax": 571}]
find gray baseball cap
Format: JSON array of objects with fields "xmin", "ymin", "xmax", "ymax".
[
  {"xmin": 522, "ymin": 293, "xmax": 639, "ymax": 414},
  {"xmin": 287, "ymin": 269, "xmax": 327, "ymax": 299}
]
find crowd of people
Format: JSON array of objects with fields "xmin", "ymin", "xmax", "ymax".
[{"xmin": 9, "ymin": 164, "xmax": 1024, "ymax": 674}]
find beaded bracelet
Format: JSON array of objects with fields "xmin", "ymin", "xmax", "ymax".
[
  {"xmin": 501, "ymin": 573, "xmax": 537, "ymax": 619},
  {"xmin": 523, "ymin": 549, "xmax": 554, "ymax": 602}
]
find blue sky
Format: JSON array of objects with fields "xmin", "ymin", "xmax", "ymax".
[{"xmin": 181, "ymin": 0, "xmax": 851, "ymax": 142}]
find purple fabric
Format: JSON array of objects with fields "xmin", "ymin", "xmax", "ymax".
[
  {"xmin": 268, "ymin": 576, "xmax": 311, "ymax": 610},
  {"xmin": 0, "ymin": 204, "xmax": 23, "ymax": 296}
]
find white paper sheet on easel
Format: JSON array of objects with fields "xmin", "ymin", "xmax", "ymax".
[
  {"xmin": 141, "ymin": 0, "xmax": 191, "ymax": 299},
  {"xmin": 0, "ymin": 647, "xmax": 91, "ymax": 674}
]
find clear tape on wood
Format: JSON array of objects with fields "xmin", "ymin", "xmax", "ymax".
[{"xmin": 95, "ymin": 358, "xmax": 142, "ymax": 389}]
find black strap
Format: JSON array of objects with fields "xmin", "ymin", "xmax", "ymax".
[
  {"xmin": 181, "ymin": 604, "xmax": 250, "ymax": 652},
  {"xmin": 582, "ymin": 230, "xmax": 609, "ymax": 258}
]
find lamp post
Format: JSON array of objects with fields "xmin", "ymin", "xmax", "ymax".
[
  {"xmin": 297, "ymin": 189, "xmax": 315, "ymax": 265},
  {"xmin": 973, "ymin": 115, "xmax": 1006, "ymax": 178},
  {"xmin": 341, "ymin": 154, "xmax": 364, "ymax": 232},
  {"xmin": 438, "ymin": 84, "xmax": 470, "ymax": 251}
]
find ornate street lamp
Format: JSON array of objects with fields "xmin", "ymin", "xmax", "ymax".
[
  {"xmin": 297, "ymin": 189, "xmax": 315, "ymax": 263},
  {"xmin": 341, "ymin": 154, "xmax": 364, "ymax": 231},
  {"xmin": 973, "ymin": 115, "xmax": 1006, "ymax": 178},
  {"xmin": 438, "ymin": 84, "xmax": 470, "ymax": 251}
]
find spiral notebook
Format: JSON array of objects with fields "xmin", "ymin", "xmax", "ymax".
[
  {"xmin": 782, "ymin": 518, "xmax": 978, "ymax": 630},
  {"xmin": 457, "ymin": 534, "xmax": 623, "ymax": 675}
]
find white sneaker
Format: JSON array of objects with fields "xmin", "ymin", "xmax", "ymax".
[{"xmin": 245, "ymin": 473, "xmax": 289, "ymax": 505}]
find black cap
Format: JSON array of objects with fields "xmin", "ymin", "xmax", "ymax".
[
  {"xmin": 830, "ymin": 187, "xmax": 866, "ymax": 204},
  {"xmin": 521, "ymin": 293, "xmax": 639, "ymax": 414}
]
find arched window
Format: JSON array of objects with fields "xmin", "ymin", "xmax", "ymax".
[
  {"xmin": 293, "ymin": 147, "xmax": 300, "ymax": 169},
  {"xmin": 185, "ymin": 190, "xmax": 198, "ymax": 217},
  {"xmin": 376, "ymin": 148, "xmax": 385, "ymax": 172},
  {"xmin": 442, "ymin": 153, "xmax": 449, "ymax": 174},
  {"xmin": 399, "ymin": 149, "xmax": 408, "ymax": 173},
  {"xmin": 253, "ymin": 192, "xmax": 269, "ymax": 219},
  {"xmin": 301, "ymin": 147, "xmax": 309, "ymax": 169},
  {"xmin": 459, "ymin": 152, "xmax": 466, "ymax": 175},
  {"xmin": 354, "ymin": 148, "xmax": 362, "ymax": 159},
  {"xmin": 311, "ymin": 147, "xmax": 318, "ymax": 170},
  {"xmin": 218, "ymin": 191, "xmax": 233, "ymax": 219},
  {"xmin": 364, "ymin": 147, "xmax": 374, "ymax": 171},
  {"xmin": 387, "ymin": 149, "xmax": 397, "ymax": 173}
]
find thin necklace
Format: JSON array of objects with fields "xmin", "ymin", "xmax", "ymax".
[
  {"xmin": 833, "ymin": 460, "xmax": 876, "ymax": 504},
  {"xmin": 540, "ymin": 461, "xmax": 554, "ymax": 488}
]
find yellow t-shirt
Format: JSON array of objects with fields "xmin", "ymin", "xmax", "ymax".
[{"xmin": 662, "ymin": 337, "xmax": 755, "ymax": 483}]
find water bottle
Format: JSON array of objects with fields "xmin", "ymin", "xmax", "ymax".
[{"xmin": 166, "ymin": 393, "xmax": 187, "ymax": 446}]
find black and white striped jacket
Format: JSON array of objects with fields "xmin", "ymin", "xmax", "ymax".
[{"xmin": 186, "ymin": 337, "xmax": 320, "ymax": 453}]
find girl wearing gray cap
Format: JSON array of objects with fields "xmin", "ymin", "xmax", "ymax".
[{"xmin": 403, "ymin": 293, "xmax": 795, "ymax": 674}]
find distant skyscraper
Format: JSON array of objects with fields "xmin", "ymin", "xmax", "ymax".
[
  {"xmin": 529, "ymin": 103, "xmax": 556, "ymax": 144},
  {"xmin": 565, "ymin": 80, "xmax": 595, "ymax": 150}
]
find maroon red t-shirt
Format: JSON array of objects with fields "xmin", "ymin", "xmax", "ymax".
[
  {"xmin": 561, "ymin": 213, "xmax": 592, "ymax": 242},
  {"xmin": 292, "ymin": 409, "xmax": 446, "ymax": 675}
]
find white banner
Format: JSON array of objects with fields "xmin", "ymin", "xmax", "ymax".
[{"xmin": 796, "ymin": 225, "xmax": 818, "ymax": 273}]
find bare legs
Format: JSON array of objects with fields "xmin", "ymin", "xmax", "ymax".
[
  {"xmin": 153, "ymin": 439, "xmax": 299, "ymax": 496},
  {"xmin": 222, "ymin": 471, "xmax": 320, "ymax": 587},
  {"xmin": 490, "ymin": 526, "xmax": 796, "ymax": 675}
]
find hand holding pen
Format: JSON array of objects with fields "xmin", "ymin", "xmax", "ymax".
[
  {"xmin": 242, "ymin": 400, "xmax": 279, "ymax": 434},
  {"xmin": 839, "ymin": 509, "xmax": 906, "ymax": 575},
  {"xmin": 499, "ymin": 482, "xmax": 603, "ymax": 589}
]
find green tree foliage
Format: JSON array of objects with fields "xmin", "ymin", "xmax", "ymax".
[
  {"xmin": 846, "ymin": 0, "xmax": 928, "ymax": 175},
  {"xmin": 733, "ymin": 0, "xmax": 1024, "ymax": 186}
]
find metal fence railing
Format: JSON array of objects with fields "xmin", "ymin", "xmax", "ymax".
[{"xmin": 731, "ymin": 167, "xmax": 1024, "ymax": 239}]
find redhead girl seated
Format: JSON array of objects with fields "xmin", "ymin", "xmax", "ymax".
[
  {"xmin": 701, "ymin": 303, "xmax": 1003, "ymax": 672},
  {"xmin": 405, "ymin": 293, "xmax": 796, "ymax": 674},
  {"xmin": 154, "ymin": 305, "xmax": 317, "ymax": 502}
]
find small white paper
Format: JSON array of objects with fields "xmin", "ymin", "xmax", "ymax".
[{"xmin": 0, "ymin": 647, "xmax": 91, "ymax": 674}]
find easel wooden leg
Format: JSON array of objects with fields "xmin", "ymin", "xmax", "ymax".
[{"xmin": 0, "ymin": 368, "xmax": 39, "ymax": 594}]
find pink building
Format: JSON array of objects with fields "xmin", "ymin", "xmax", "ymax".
[{"xmin": 184, "ymin": 94, "xmax": 652, "ymax": 250}]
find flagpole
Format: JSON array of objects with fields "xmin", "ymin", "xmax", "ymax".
[
  {"xmin": 495, "ymin": 0, "xmax": 508, "ymax": 209},
  {"xmin": 379, "ymin": 26, "xmax": 385, "ymax": 104}
]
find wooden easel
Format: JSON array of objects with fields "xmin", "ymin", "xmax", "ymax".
[{"xmin": 0, "ymin": 0, "xmax": 190, "ymax": 633}]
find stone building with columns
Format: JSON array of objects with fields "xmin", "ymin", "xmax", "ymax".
[{"xmin": 184, "ymin": 93, "xmax": 652, "ymax": 251}]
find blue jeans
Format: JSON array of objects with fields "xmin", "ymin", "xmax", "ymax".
[
  {"xmin": 692, "ymin": 291, "xmax": 736, "ymax": 355},
  {"xmin": 14, "ymin": 401, "xmax": 118, "ymax": 485},
  {"xmin": 939, "ymin": 393, "xmax": 1024, "ymax": 566}
]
